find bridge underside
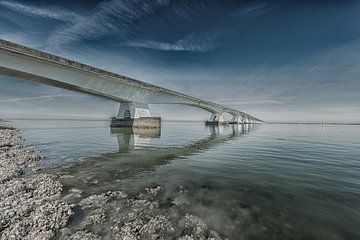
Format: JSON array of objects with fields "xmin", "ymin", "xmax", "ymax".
[{"xmin": 0, "ymin": 39, "xmax": 263, "ymax": 128}]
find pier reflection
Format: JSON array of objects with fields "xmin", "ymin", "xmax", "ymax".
[
  {"xmin": 110, "ymin": 127, "xmax": 161, "ymax": 153},
  {"xmin": 111, "ymin": 124, "xmax": 257, "ymax": 154},
  {"xmin": 58, "ymin": 124, "xmax": 258, "ymax": 192}
]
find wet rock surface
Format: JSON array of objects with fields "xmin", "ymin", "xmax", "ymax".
[
  {"xmin": 0, "ymin": 123, "xmax": 73, "ymax": 240},
  {"xmin": 58, "ymin": 184, "xmax": 228, "ymax": 240}
]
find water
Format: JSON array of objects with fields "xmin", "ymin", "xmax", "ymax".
[{"xmin": 13, "ymin": 120, "xmax": 360, "ymax": 239}]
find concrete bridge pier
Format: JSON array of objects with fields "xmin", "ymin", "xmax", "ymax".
[
  {"xmin": 229, "ymin": 115, "xmax": 245, "ymax": 125},
  {"xmin": 205, "ymin": 113, "xmax": 228, "ymax": 126},
  {"xmin": 244, "ymin": 117, "xmax": 252, "ymax": 124},
  {"xmin": 110, "ymin": 102, "xmax": 161, "ymax": 128}
]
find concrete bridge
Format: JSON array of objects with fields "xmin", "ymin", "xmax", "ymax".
[{"xmin": 0, "ymin": 39, "xmax": 263, "ymax": 128}]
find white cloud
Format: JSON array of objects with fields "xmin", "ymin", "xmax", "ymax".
[
  {"xmin": 0, "ymin": 94, "xmax": 74, "ymax": 103},
  {"xmin": 122, "ymin": 32, "xmax": 216, "ymax": 52},
  {"xmin": 217, "ymin": 97, "xmax": 287, "ymax": 105},
  {"xmin": 0, "ymin": 32, "xmax": 37, "ymax": 46},
  {"xmin": 45, "ymin": 0, "xmax": 163, "ymax": 47},
  {"xmin": 2, "ymin": 0, "xmax": 217, "ymax": 51},
  {"xmin": 0, "ymin": 0, "xmax": 273, "ymax": 52},
  {"xmin": 0, "ymin": 0, "xmax": 83, "ymax": 23}
]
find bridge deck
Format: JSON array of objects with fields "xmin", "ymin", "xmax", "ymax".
[{"xmin": 0, "ymin": 39, "xmax": 262, "ymax": 122}]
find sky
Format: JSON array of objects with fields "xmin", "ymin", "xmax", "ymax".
[{"xmin": 0, "ymin": 0, "xmax": 360, "ymax": 122}]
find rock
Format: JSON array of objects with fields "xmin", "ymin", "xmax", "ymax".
[
  {"xmin": 145, "ymin": 186, "xmax": 162, "ymax": 196},
  {"xmin": 69, "ymin": 230, "xmax": 101, "ymax": 240},
  {"xmin": 81, "ymin": 209, "xmax": 107, "ymax": 227},
  {"xmin": 140, "ymin": 215, "xmax": 173, "ymax": 240},
  {"xmin": 0, "ymin": 174, "xmax": 74, "ymax": 240},
  {"xmin": 79, "ymin": 191, "xmax": 127, "ymax": 210},
  {"xmin": 0, "ymin": 128, "xmax": 42, "ymax": 183},
  {"xmin": 0, "ymin": 125, "xmax": 73, "ymax": 240},
  {"xmin": 113, "ymin": 218, "xmax": 143, "ymax": 240},
  {"xmin": 178, "ymin": 214, "xmax": 223, "ymax": 240}
]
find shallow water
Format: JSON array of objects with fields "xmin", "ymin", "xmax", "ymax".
[{"xmin": 13, "ymin": 120, "xmax": 360, "ymax": 239}]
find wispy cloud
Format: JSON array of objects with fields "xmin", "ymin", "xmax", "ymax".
[
  {"xmin": 122, "ymin": 33, "xmax": 217, "ymax": 52},
  {"xmin": 46, "ymin": 0, "xmax": 165, "ymax": 47},
  {"xmin": 231, "ymin": 1, "xmax": 275, "ymax": 18},
  {"xmin": 0, "ymin": 94, "xmax": 74, "ymax": 103},
  {"xmin": 0, "ymin": 32, "xmax": 37, "ymax": 46},
  {"xmin": 217, "ymin": 96, "xmax": 294, "ymax": 105},
  {"xmin": 0, "ymin": 0, "xmax": 83, "ymax": 23},
  {"xmin": 0, "ymin": 0, "xmax": 278, "ymax": 52}
]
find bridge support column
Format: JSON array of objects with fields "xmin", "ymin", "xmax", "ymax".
[
  {"xmin": 205, "ymin": 113, "xmax": 228, "ymax": 126},
  {"xmin": 230, "ymin": 115, "xmax": 244, "ymax": 124},
  {"xmin": 110, "ymin": 102, "xmax": 161, "ymax": 128}
]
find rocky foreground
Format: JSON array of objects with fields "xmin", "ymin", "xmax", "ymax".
[
  {"xmin": 0, "ymin": 122, "xmax": 227, "ymax": 240},
  {"xmin": 0, "ymin": 122, "xmax": 73, "ymax": 239},
  {"xmin": 59, "ymin": 186, "xmax": 225, "ymax": 240}
]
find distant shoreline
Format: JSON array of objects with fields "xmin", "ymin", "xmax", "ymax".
[
  {"xmin": 1, "ymin": 118, "xmax": 360, "ymax": 125},
  {"xmin": 266, "ymin": 122, "xmax": 360, "ymax": 125}
]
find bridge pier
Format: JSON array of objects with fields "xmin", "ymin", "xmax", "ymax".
[
  {"xmin": 110, "ymin": 102, "xmax": 161, "ymax": 128},
  {"xmin": 229, "ymin": 115, "xmax": 244, "ymax": 125},
  {"xmin": 229, "ymin": 115, "xmax": 258, "ymax": 125},
  {"xmin": 205, "ymin": 113, "xmax": 229, "ymax": 126},
  {"xmin": 244, "ymin": 117, "xmax": 252, "ymax": 124}
]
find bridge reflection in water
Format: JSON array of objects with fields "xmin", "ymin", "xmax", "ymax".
[
  {"xmin": 111, "ymin": 124, "xmax": 256, "ymax": 153},
  {"xmin": 57, "ymin": 124, "xmax": 258, "ymax": 193}
]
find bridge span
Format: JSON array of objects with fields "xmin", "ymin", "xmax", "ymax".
[{"xmin": 0, "ymin": 39, "xmax": 263, "ymax": 128}]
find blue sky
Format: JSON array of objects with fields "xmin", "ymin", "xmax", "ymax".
[{"xmin": 0, "ymin": 0, "xmax": 360, "ymax": 122}]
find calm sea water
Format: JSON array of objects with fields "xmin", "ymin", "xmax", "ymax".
[{"xmin": 13, "ymin": 120, "xmax": 360, "ymax": 239}]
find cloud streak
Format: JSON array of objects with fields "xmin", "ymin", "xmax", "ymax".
[
  {"xmin": 122, "ymin": 33, "xmax": 216, "ymax": 52},
  {"xmin": 0, "ymin": 0, "xmax": 278, "ymax": 52},
  {"xmin": 0, "ymin": 94, "xmax": 74, "ymax": 103},
  {"xmin": 0, "ymin": 0, "xmax": 83, "ymax": 23},
  {"xmin": 46, "ymin": 0, "xmax": 166, "ymax": 47}
]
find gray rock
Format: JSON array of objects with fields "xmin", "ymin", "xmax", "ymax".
[
  {"xmin": 69, "ymin": 230, "xmax": 101, "ymax": 240},
  {"xmin": 0, "ymin": 125, "xmax": 73, "ymax": 240}
]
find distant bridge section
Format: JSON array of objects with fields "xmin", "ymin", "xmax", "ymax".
[{"xmin": 0, "ymin": 39, "xmax": 263, "ymax": 127}]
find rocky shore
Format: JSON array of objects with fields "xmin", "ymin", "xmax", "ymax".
[
  {"xmin": 0, "ymin": 122, "xmax": 227, "ymax": 239},
  {"xmin": 0, "ymin": 122, "xmax": 73, "ymax": 239}
]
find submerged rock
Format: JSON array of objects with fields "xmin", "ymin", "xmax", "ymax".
[
  {"xmin": 145, "ymin": 186, "xmax": 162, "ymax": 196},
  {"xmin": 66, "ymin": 186, "xmax": 223, "ymax": 240},
  {"xmin": 79, "ymin": 191, "xmax": 127, "ymax": 210}
]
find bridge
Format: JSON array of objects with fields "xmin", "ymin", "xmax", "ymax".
[{"xmin": 0, "ymin": 39, "xmax": 263, "ymax": 128}]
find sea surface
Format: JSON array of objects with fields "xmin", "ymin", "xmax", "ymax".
[{"xmin": 12, "ymin": 120, "xmax": 360, "ymax": 239}]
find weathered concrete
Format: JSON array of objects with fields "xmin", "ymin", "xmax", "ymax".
[
  {"xmin": 110, "ymin": 117, "xmax": 161, "ymax": 128},
  {"xmin": 0, "ymin": 38, "xmax": 263, "ymax": 127}
]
